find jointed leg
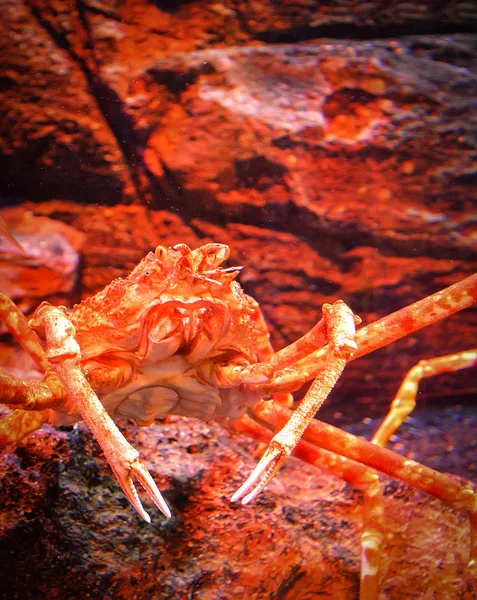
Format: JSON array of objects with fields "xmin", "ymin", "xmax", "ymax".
[
  {"xmin": 294, "ymin": 441, "xmax": 384, "ymax": 600},
  {"xmin": 249, "ymin": 401, "xmax": 477, "ymax": 586},
  {"xmin": 231, "ymin": 300, "xmax": 359, "ymax": 504},
  {"xmin": 0, "ymin": 293, "xmax": 66, "ymax": 448},
  {"xmin": 0, "ymin": 369, "xmax": 65, "ymax": 411},
  {"xmin": 217, "ymin": 300, "xmax": 360, "ymax": 387},
  {"xmin": 290, "ymin": 273, "xmax": 477, "ymax": 378},
  {"xmin": 0, "ymin": 291, "xmax": 65, "ymax": 411},
  {"xmin": 268, "ymin": 301, "xmax": 361, "ymax": 370},
  {"xmin": 0, "ymin": 409, "xmax": 49, "ymax": 452},
  {"xmin": 29, "ymin": 303, "xmax": 171, "ymax": 522},
  {"xmin": 372, "ymin": 348, "xmax": 477, "ymax": 447},
  {"xmin": 0, "ymin": 292, "xmax": 50, "ymax": 373}
]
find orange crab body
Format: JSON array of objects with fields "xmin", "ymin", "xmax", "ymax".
[{"xmin": 50, "ymin": 243, "xmax": 269, "ymax": 427}]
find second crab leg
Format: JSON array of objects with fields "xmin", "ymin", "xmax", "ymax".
[
  {"xmin": 0, "ymin": 292, "xmax": 50, "ymax": 373},
  {"xmin": 29, "ymin": 303, "xmax": 171, "ymax": 522},
  {"xmin": 295, "ymin": 273, "xmax": 477, "ymax": 375},
  {"xmin": 232, "ymin": 300, "xmax": 359, "ymax": 504},
  {"xmin": 372, "ymin": 348, "xmax": 477, "ymax": 447},
  {"xmin": 230, "ymin": 275, "xmax": 477, "ymax": 507},
  {"xmin": 230, "ymin": 413, "xmax": 385, "ymax": 600}
]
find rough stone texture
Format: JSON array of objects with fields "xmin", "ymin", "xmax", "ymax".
[
  {"xmin": 1, "ymin": 1, "xmax": 477, "ymax": 211},
  {"xmin": 0, "ymin": 0, "xmax": 138, "ymax": 203},
  {"xmin": 0, "ymin": 207, "xmax": 85, "ymax": 311},
  {"xmin": 141, "ymin": 38, "xmax": 477, "ymax": 219},
  {"xmin": 233, "ymin": 1, "xmax": 477, "ymax": 36},
  {"xmin": 0, "ymin": 416, "xmax": 474, "ymax": 600}
]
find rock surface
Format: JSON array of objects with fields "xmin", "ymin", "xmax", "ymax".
[{"xmin": 0, "ymin": 416, "xmax": 474, "ymax": 600}]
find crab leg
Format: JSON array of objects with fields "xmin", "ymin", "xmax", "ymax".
[
  {"xmin": 248, "ymin": 400, "xmax": 477, "ymax": 584},
  {"xmin": 0, "ymin": 409, "xmax": 49, "ymax": 452},
  {"xmin": 0, "ymin": 293, "xmax": 66, "ymax": 446},
  {"xmin": 295, "ymin": 273, "xmax": 477, "ymax": 375},
  {"xmin": 0, "ymin": 292, "xmax": 66, "ymax": 410},
  {"xmin": 224, "ymin": 276, "xmax": 476, "ymax": 395},
  {"xmin": 372, "ymin": 348, "xmax": 477, "ymax": 446},
  {"xmin": 0, "ymin": 292, "xmax": 50, "ymax": 373},
  {"xmin": 232, "ymin": 300, "xmax": 358, "ymax": 504},
  {"xmin": 266, "ymin": 301, "xmax": 357, "ymax": 370},
  {"xmin": 0, "ymin": 369, "xmax": 65, "ymax": 410},
  {"xmin": 29, "ymin": 303, "xmax": 171, "ymax": 522},
  {"xmin": 230, "ymin": 413, "xmax": 385, "ymax": 600}
]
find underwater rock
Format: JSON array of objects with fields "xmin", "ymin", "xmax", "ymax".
[
  {"xmin": 0, "ymin": 2, "xmax": 476, "ymax": 217},
  {"xmin": 0, "ymin": 0, "xmax": 136, "ymax": 203},
  {"xmin": 232, "ymin": 1, "xmax": 477, "ymax": 35},
  {"xmin": 139, "ymin": 38, "xmax": 477, "ymax": 232},
  {"xmin": 0, "ymin": 415, "xmax": 473, "ymax": 600},
  {"xmin": 0, "ymin": 207, "xmax": 84, "ymax": 310}
]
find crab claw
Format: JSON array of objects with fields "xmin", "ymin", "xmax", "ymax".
[
  {"xmin": 110, "ymin": 456, "xmax": 172, "ymax": 523},
  {"xmin": 231, "ymin": 440, "xmax": 287, "ymax": 505}
]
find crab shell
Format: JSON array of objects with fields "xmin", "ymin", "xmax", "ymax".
[{"xmin": 48, "ymin": 243, "xmax": 272, "ymax": 427}]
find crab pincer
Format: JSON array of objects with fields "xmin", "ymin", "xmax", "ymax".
[{"xmin": 109, "ymin": 452, "xmax": 171, "ymax": 522}]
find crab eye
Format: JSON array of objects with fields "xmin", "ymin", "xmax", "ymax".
[
  {"xmin": 199, "ymin": 244, "xmax": 230, "ymax": 270},
  {"xmin": 155, "ymin": 246, "xmax": 167, "ymax": 262}
]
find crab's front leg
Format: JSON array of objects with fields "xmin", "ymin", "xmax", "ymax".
[
  {"xmin": 0, "ymin": 292, "xmax": 68, "ymax": 449},
  {"xmin": 29, "ymin": 303, "xmax": 171, "ymax": 522},
  {"xmin": 231, "ymin": 300, "xmax": 359, "ymax": 504}
]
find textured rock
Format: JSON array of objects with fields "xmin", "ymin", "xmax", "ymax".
[
  {"xmin": 0, "ymin": 207, "xmax": 84, "ymax": 310},
  {"xmin": 141, "ymin": 37, "xmax": 477, "ymax": 220},
  {"xmin": 0, "ymin": 0, "xmax": 138, "ymax": 203},
  {"xmin": 0, "ymin": 415, "xmax": 474, "ymax": 599},
  {"xmin": 233, "ymin": 1, "xmax": 477, "ymax": 36},
  {"xmin": 1, "ymin": 1, "xmax": 476, "ymax": 215}
]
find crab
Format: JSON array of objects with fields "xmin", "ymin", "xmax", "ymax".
[{"xmin": 0, "ymin": 242, "xmax": 476, "ymax": 599}]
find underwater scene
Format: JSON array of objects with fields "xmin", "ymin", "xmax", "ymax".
[{"xmin": 0, "ymin": 2, "xmax": 476, "ymax": 599}]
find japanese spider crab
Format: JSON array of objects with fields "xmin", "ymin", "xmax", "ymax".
[{"xmin": 0, "ymin": 242, "xmax": 476, "ymax": 599}]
